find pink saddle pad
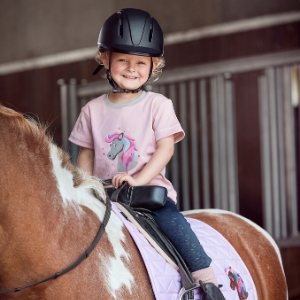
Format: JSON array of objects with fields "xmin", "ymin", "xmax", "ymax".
[{"xmin": 111, "ymin": 203, "xmax": 257, "ymax": 300}]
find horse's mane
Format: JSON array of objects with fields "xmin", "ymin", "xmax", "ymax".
[
  {"xmin": 0, "ymin": 104, "xmax": 47, "ymax": 137},
  {"xmin": 105, "ymin": 132, "xmax": 135, "ymax": 143},
  {"xmin": 0, "ymin": 104, "xmax": 105, "ymax": 198}
]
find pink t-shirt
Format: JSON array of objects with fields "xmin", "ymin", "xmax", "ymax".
[{"xmin": 69, "ymin": 91, "xmax": 184, "ymax": 202}]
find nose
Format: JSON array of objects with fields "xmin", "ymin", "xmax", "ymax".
[{"xmin": 127, "ymin": 61, "xmax": 136, "ymax": 72}]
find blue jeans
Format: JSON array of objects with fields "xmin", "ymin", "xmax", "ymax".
[{"xmin": 151, "ymin": 199, "xmax": 212, "ymax": 272}]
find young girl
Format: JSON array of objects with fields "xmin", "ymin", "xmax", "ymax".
[{"xmin": 69, "ymin": 8, "xmax": 225, "ymax": 300}]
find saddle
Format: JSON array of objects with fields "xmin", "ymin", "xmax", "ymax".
[{"xmin": 105, "ymin": 182, "xmax": 205, "ymax": 300}]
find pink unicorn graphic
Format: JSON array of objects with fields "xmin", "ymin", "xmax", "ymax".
[{"xmin": 105, "ymin": 132, "xmax": 138, "ymax": 172}]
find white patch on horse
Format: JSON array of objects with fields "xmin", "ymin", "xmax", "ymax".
[
  {"xmin": 102, "ymin": 250, "xmax": 134, "ymax": 299},
  {"xmin": 102, "ymin": 214, "xmax": 134, "ymax": 298},
  {"xmin": 49, "ymin": 144, "xmax": 134, "ymax": 297}
]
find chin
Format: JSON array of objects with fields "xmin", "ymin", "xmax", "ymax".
[{"xmin": 121, "ymin": 84, "xmax": 142, "ymax": 90}]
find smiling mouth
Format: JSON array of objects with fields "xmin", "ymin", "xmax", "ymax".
[{"xmin": 123, "ymin": 75, "xmax": 137, "ymax": 79}]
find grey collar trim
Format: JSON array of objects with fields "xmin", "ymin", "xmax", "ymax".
[{"xmin": 104, "ymin": 91, "xmax": 147, "ymax": 108}]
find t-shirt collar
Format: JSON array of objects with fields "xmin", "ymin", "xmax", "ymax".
[{"xmin": 104, "ymin": 91, "xmax": 147, "ymax": 108}]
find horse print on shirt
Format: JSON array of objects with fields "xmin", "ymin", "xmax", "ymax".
[{"xmin": 105, "ymin": 132, "xmax": 138, "ymax": 172}]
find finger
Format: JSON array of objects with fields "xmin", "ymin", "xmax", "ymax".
[
  {"xmin": 119, "ymin": 175, "xmax": 128, "ymax": 186},
  {"xmin": 112, "ymin": 174, "xmax": 121, "ymax": 188},
  {"xmin": 112, "ymin": 175, "xmax": 117, "ymax": 188},
  {"xmin": 114, "ymin": 174, "xmax": 126, "ymax": 188},
  {"xmin": 115, "ymin": 177, "xmax": 122, "ymax": 188}
]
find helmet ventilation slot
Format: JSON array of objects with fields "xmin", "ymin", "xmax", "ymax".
[
  {"xmin": 118, "ymin": 13, "xmax": 123, "ymax": 38},
  {"xmin": 149, "ymin": 19, "xmax": 154, "ymax": 42}
]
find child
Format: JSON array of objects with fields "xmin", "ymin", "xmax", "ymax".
[{"xmin": 69, "ymin": 8, "xmax": 225, "ymax": 300}]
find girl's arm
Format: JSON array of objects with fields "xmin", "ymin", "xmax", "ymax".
[
  {"xmin": 77, "ymin": 147, "xmax": 95, "ymax": 175},
  {"xmin": 112, "ymin": 135, "xmax": 174, "ymax": 188}
]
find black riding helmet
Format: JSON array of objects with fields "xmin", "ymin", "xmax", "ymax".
[
  {"xmin": 94, "ymin": 8, "xmax": 164, "ymax": 93},
  {"xmin": 98, "ymin": 8, "xmax": 164, "ymax": 57}
]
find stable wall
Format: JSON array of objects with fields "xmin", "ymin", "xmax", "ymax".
[{"xmin": 0, "ymin": 0, "xmax": 299, "ymax": 64}]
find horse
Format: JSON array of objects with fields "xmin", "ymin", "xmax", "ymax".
[
  {"xmin": 105, "ymin": 132, "xmax": 138, "ymax": 172},
  {"xmin": 0, "ymin": 104, "xmax": 287, "ymax": 300}
]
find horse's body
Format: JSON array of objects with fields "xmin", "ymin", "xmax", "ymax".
[{"xmin": 0, "ymin": 105, "xmax": 287, "ymax": 300}]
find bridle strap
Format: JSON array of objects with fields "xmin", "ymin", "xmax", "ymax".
[{"xmin": 0, "ymin": 196, "xmax": 111, "ymax": 294}]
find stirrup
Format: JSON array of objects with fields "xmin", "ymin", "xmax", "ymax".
[
  {"xmin": 177, "ymin": 281, "xmax": 226, "ymax": 300},
  {"xmin": 177, "ymin": 282, "xmax": 201, "ymax": 300}
]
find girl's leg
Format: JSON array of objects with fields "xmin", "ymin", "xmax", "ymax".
[{"xmin": 151, "ymin": 199, "xmax": 218, "ymax": 285}]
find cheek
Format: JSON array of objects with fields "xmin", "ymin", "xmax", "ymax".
[
  {"xmin": 110, "ymin": 65, "xmax": 122, "ymax": 77},
  {"xmin": 140, "ymin": 67, "xmax": 151, "ymax": 78}
]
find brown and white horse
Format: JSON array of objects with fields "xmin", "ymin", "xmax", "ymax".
[{"xmin": 0, "ymin": 104, "xmax": 287, "ymax": 300}]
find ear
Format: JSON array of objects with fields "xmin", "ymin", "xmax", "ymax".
[
  {"xmin": 101, "ymin": 52, "xmax": 110, "ymax": 69},
  {"xmin": 152, "ymin": 59, "xmax": 159, "ymax": 72}
]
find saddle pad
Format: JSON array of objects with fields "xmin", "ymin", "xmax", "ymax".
[{"xmin": 111, "ymin": 203, "xmax": 257, "ymax": 300}]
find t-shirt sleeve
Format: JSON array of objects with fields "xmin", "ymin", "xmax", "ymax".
[
  {"xmin": 69, "ymin": 108, "xmax": 94, "ymax": 149},
  {"xmin": 153, "ymin": 98, "xmax": 185, "ymax": 143}
]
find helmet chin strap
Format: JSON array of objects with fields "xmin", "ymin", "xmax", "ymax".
[{"xmin": 106, "ymin": 54, "xmax": 153, "ymax": 94}]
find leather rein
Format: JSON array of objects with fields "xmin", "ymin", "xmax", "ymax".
[{"xmin": 0, "ymin": 196, "xmax": 111, "ymax": 294}]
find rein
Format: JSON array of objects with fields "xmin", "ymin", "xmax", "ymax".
[{"xmin": 0, "ymin": 196, "xmax": 111, "ymax": 295}]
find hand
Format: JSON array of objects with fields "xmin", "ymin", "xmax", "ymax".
[{"xmin": 112, "ymin": 173, "xmax": 139, "ymax": 188}]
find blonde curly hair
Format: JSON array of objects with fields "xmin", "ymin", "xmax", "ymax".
[{"xmin": 95, "ymin": 51, "xmax": 165, "ymax": 82}]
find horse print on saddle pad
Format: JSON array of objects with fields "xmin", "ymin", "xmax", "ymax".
[{"xmin": 226, "ymin": 267, "xmax": 248, "ymax": 300}]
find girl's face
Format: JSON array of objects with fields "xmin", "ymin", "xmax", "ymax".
[{"xmin": 103, "ymin": 52, "xmax": 153, "ymax": 90}]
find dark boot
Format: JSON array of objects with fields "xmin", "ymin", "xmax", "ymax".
[{"xmin": 199, "ymin": 281, "xmax": 226, "ymax": 300}]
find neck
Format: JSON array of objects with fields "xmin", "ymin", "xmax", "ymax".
[{"xmin": 108, "ymin": 90, "xmax": 144, "ymax": 104}]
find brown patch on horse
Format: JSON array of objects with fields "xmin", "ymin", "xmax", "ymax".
[{"xmin": 186, "ymin": 211, "xmax": 287, "ymax": 300}]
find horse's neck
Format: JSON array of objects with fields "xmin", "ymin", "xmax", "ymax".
[{"xmin": 0, "ymin": 136, "xmax": 100, "ymax": 284}]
